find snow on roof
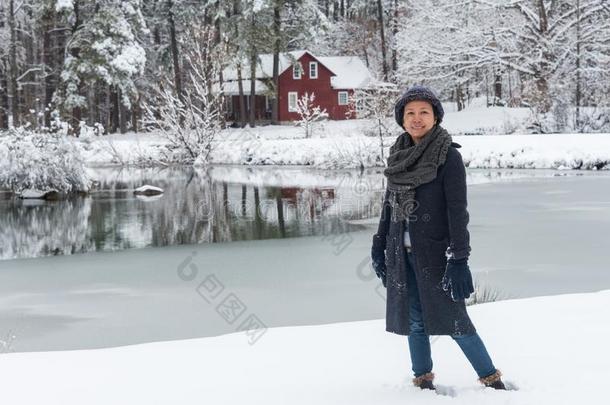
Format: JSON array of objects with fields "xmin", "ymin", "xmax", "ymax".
[
  {"xmin": 223, "ymin": 50, "xmax": 307, "ymax": 81},
  {"xmin": 219, "ymin": 79, "xmax": 270, "ymax": 96},
  {"xmin": 317, "ymin": 56, "xmax": 373, "ymax": 89},
  {"xmin": 222, "ymin": 50, "xmax": 376, "ymax": 90}
]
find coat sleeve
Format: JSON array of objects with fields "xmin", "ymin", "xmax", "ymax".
[
  {"xmin": 442, "ymin": 149, "xmax": 471, "ymax": 260},
  {"xmin": 374, "ymin": 188, "xmax": 392, "ymax": 245}
]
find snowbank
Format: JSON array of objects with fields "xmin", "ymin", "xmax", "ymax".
[
  {"xmin": 80, "ymin": 108, "xmax": 610, "ymax": 170},
  {"xmin": 1, "ymin": 290, "xmax": 608, "ymax": 404}
]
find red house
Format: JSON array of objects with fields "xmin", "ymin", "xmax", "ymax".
[{"xmin": 222, "ymin": 50, "xmax": 379, "ymax": 123}]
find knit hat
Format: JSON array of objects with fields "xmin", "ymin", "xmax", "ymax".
[{"xmin": 394, "ymin": 85, "xmax": 444, "ymax": 128}]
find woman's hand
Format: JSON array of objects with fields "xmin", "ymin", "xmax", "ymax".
[
  {"xmin": 371, "ymin": 234, "xmax": 387, "ymax": 287},
  {"xmin": 441, "ymin": 258, "xmax": 474, "ymax": 301}
]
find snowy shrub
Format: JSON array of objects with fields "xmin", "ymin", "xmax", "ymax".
[
  {"xmin": 575, "ymin": 107, "xmax": 610, "ymax": 133},
  {"xmin": 350, "ymin": 84, "xmax": 398, "ymax": 164},
  {"xmin": 143, "ymin": 27, "xmax": 223, "ymax": 165},
  {"xmin": 466, "ymin": 281, "xmax": 505, "ymax": 306},
  {"xmin": 79, "ymin": 121, "xmax": 104, "ymax": 140},
  {"xmin": 0, "ymin": 128, "xmax": 90, "ymax": 194},
  {"xmin": 501, "ymin": 114, "xmax": 521, "ymax": 134},
  {"xmin": 294, "ymin": 92, "xmax": 329, "ymax": 138},
  {"xmin": 324, "ymin": 137, "xmax": 384, "ymax": 169}
]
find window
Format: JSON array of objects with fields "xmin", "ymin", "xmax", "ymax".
[
  {"xmin": 309, "ymin": 62, "xmax": 318, "ymax": 79},
  {"xmin": 338, "ymin": 91, "xmax": 349, "ymax": 106},
  {"xmin": 293, "ymin": 63, "xmax": 302, "ymax": 79},
  {"xmin": 288, "ymin": 92, "xmax": 298, "ymax": 112}
]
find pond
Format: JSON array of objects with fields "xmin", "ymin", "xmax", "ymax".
[
  {"xmin": 0, "ymin": 165, "xmax": 592, "ymax": 260},
  {"xmin": 0, "ymin": 166, "xmax": 379, "ymax": 260},
  {"xmin": 1, "ymin": 166, "xmax": 609, "ymax": 352}
]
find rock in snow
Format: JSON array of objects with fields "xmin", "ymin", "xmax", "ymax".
[
  {"xmin": 18, "ymin": 189, "xmax": 60, "ymax": 200},
  {"xmin": 133, "ymin": 185, "xmax": 164, "ymax": 196}
]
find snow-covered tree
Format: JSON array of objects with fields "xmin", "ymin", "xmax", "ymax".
[
  {"xmin": 0, "ymin": 127, "xmax": 90, "ymax": 194},
  {"xmin": 143, "ymin": 26, "xmax": 225, "ymax": 164},
  {"xmin": 350, "ymin": 82, "xmax": 398, "ymax": 163},
  {"xmin": 396, "ymin": 0, "xmax": 610, "ymax": 119},
  {"xmin": 294, "ymin": 92, "xmax": 328, "ymax": 138},
  {"xmin": 54, "ymin": 0, "xmax": 148, "ymax": 132}
]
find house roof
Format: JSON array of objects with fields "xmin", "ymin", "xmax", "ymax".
[
  {"xmin": 222, "ymin": 50, "xmax": 377, "ymax": 90},
  {"xmin": 223, "ymin": 50, "xmax": 308, "ymax": 81},
  {"xmin": 316, "ymin": 56, "xmax": 373, "ymax": 89},
  {"xmin": 220, "ymin": 79, "xmax": 270, "ymax": 96}
]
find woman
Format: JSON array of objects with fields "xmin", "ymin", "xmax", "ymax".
[{"xmin": 370, "ymin": 85, "xmax": 506, "ymax": 391}]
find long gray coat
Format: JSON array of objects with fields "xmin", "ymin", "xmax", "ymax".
[{"xmin": 377, "ymin": 143, "xmax": 476, "ymax": 336}]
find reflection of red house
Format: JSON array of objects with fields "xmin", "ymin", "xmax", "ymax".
[
  {"xmin": 222, "ymin": 50, "xmax": 379, "ymax": 123},
  {"xmin": 280, "ymin": 187, "xmax": 335, "ymax": 204}
]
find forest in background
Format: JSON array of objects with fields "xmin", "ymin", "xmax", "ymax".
[{"xmin": 1, "ymin": 0, "xmax": 609, "ymax": 135}]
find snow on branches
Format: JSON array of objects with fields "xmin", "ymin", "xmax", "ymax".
[
  {"xmin": 0, "ymin": 128, "xmax": 90, "ymax": 195},
  {"xmin": 294, "ymin": 92, "xmax": 328, "ymax": 138},
  {"xmin": 143, "ymin": 26, "xmax": 225, "ymax": 165}
]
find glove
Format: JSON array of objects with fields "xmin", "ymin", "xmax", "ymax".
[
  {"xmin": 371, "ymin": 234, "xmax": 387, "ymax": 287},
  {"xmin": 441, "ymin": 258, "xmax": 474, "ymax": 301}
]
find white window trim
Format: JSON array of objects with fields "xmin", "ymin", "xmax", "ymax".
[
  {"xmin": 288, "ymin": 92, "xmax": 298, "ymax": 112},
  {"xmin": 293, "ymin": 64, "xmax": 302, "ymax": 80},
  {"xmin": 309, "ymin": 62, "xmax": 318, "ymax": 79},
  {"xmin": 338, "ymin": 91, "xmax": 348, "ymax": 106}
]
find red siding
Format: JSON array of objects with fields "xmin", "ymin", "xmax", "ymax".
[{"xmin": 278, "ymin": 52, "xmax": 355, "ymax": 122}]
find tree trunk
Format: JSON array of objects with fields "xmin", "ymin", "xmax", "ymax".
[
  {"xmin": 535, "ymin": 0, "xmax": 551, "ymax": 113},
  {"xmin": 249, "ymin": 50, "xmax": 257, "ymax": 127},
  {"xmin": 110, "ymin": 87, "xmax": 120, "ymax": 133},
  {"xmin": 237, "ymin": 64, "xmax": 246, "ymax": 127},
  {"xmin": 376, "ymin": 0, "xmax": 388, "ymax": 81},
  {"xmin": 575, "ymin": 0, "xmax": 582, "ymax": 132},
  {"xmin": 272, "ymin": 0, "xmax": 281, "ymax": 124},
  {"xmin": 119, "ymin": 91, "xmax": 128, "ymax": 134},
  {"xmin": 7, "ymin": 0, "xmax": 20, "ymax": 127},
  {"xmin": 42, "ymin": 4, "xmax": 55, "ymax": 128},
  {"xmin": 132, "ymin": 94, "xmax": 140, "ymax": 133},
  {"xmin": 456, "ymin": 85, "xmax": 465, "ymax": 111},
  {"xmin": 168, "ymin": 0, "xmax": 182, "ymax": 100},
  {"xmin": 362, "ymin": 46, "xmax": 369, "ymax": 68},
  {"xmin": 0, "ymin": 72, "xmax": 8, "ymax": 129},
  {"xmin": 391, "ymin": 0, "xmax": 398, "ymax": 77},
  {"xmin": 70, "ymin": 0, "xmax": 83, "ymax": 134},
  {"xmin": 88, "ymin": 86, "xmax": 96, "ymax": 125},
  {"xmin": 494, "ymin": 69, "xmax": 502, "ymax": 105}
]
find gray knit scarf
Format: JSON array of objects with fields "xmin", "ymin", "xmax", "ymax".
[{"xmin": 383, "ymin": 125, "xmax": 452, "ymax": 222}]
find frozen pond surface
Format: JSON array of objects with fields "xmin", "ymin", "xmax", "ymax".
[{"xmin": 0, "ymin": 167, "xmax": 609, "ymax": 352}]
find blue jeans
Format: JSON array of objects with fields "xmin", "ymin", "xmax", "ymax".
[{"xmin": 405, "ymin": 251, "xmax": 497, "ymax": 378}]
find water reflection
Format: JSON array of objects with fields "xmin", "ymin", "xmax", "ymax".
[
  {"xmin": 1, "ymin": 167, "xmax": 378, "ymax": 260},
  {"xmin": 1, "ymin": 165, "xmax": 600, "ymax": 260}
]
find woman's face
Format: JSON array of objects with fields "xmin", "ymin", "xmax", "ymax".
[{"xmin": 402, "ymin": 100, "xmax": 436, "ymax": 142}]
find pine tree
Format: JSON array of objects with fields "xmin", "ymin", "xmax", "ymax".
[{"xmin": 54, "ymin": 0, "xmax": 148, "ymax": 133}]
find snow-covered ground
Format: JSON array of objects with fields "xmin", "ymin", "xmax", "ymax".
[
  {"xmin": 81, "ymin": 105, "xmax": 610, "ymax": 170},
  {"xmin": 1, "ymin": 290, "xmax": 608, "ymax": 405}
]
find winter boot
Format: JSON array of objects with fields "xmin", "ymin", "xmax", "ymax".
[
  {"xmin": 413, "ymin": 372, "xmax": 435, "ymax": 390},
  {"xmin": 479, "ymin": 370, "xmax": 506, "ymax": 390}
]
